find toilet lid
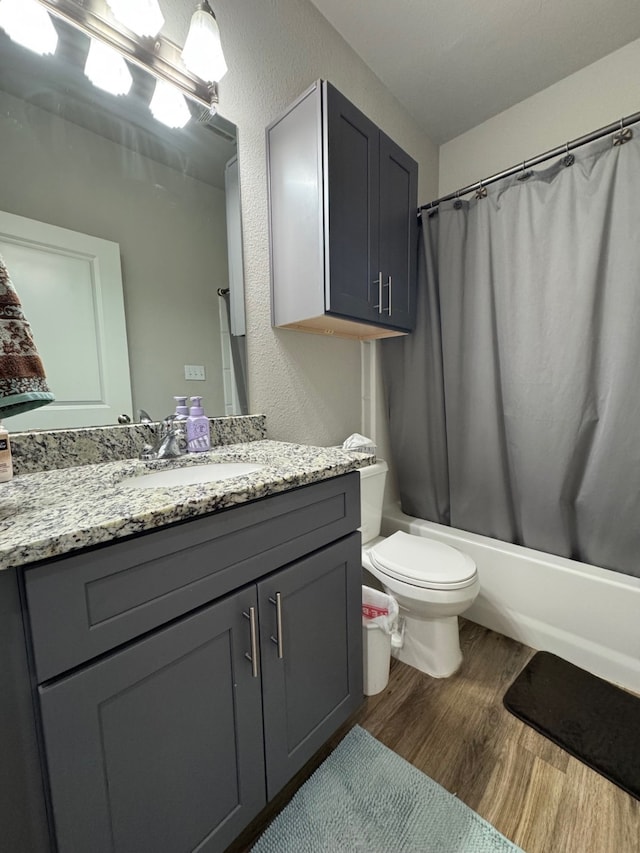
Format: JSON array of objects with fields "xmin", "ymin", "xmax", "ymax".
[{"xmin": 368, "ymin": 531, "xmax": 477, "ymax": 590}]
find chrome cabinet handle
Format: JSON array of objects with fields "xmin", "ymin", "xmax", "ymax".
[
  {"xmin": 269, "ymin": 593, "xmax": 284, "ymax": 659},
  {"xmin": 387, "ymin": 275, "xmax": 392, "ymax": 315},
  {"xmin": 372, "ymin": 272, "xmax": 383, "ymax": 313},
  {"xmin": 243, "ymin": 607, "xmax": 259, "ymax": 677}
]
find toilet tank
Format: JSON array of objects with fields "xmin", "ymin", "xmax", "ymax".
[{"xmin": 359, "ymin": 460, "xmax": 388, "ymax": 545}]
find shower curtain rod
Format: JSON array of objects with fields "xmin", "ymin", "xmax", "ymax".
[{"xmin": 418, "ymin": 109, "xmax": 640, "ymax": 214}]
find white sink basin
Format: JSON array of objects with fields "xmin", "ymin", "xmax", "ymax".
[{"xmin": 123, "ymin": 462, "xmax": 263, "ymax": 489}]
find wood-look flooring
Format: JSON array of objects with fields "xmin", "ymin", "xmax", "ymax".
[{"xmin": 229, "ymin": 620, "xmax": 640, "ymax": 853}]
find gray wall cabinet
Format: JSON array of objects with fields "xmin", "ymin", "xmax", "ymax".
[
  {"xmin": 268, "ymin": 80, "xmax": 418, "ymax": 341},
  {"xmin": 4, "ymin": 473, "xmax": 363, "ymax": 852}
]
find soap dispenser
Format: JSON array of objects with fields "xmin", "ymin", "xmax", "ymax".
[
  {"xmin": 186, "ymin": 396, "xmax": 211, "ymax": 453},
  {"xmin": 173, "ymin": 396, "xmax": 189, "ymax": 421}
]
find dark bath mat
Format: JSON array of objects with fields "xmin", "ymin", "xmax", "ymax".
[{"xmin": 504, "ymin": 651, "xmax": 640, "ymax": 800}]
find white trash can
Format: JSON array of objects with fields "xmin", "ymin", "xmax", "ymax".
[{"xmin": 362, "ymin": 586, "xmax": 399, "ymax": 696}]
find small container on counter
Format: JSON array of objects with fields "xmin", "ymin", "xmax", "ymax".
[
  {"xmin": 0, "ymin": 421, "xmax": 13, "ymax": 482},
  {"xmin": 186, "ymin": 397, "xmax": 211, "ymax": 453}
]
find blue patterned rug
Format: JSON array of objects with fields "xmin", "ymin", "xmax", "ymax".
[{"xmin": 252, "ymin": 726, "xmax": 523, "ymax": 852}]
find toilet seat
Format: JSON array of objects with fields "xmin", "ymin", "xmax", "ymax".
[{"xmin": 368, "ymin": 531, "xmax": 477, "ymax": 591}]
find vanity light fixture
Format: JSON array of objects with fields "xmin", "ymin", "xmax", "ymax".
[
  {"xmin": 10, "ymin": 0, "xmax": 223, "ymax": 127},
  {"xmin": 149, "ymin": 79, "xmax": 191, "ymax": 129},
  {"xmin": 105, "ymin": 0, "xmax": 164, "ymax": 39},
  {"xmin": 84, "ymin": 38, "xmax": 133, "ymax": 96},
  {"xmin": 0, "ymin": 0, "xmax": 58, "ymax": 55},
  {"xmin": 182, "ymin": 1, "xmax": 227, "ymax": 83}
]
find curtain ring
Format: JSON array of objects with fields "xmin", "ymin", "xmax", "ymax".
[
  {"xmin": 453, "ymin": 189, "xmax": 463, "ymax": 210},
  {"xmin": 563, "ymin": 141, "xmax": 575, "ymax": 167},
  {"xmin": 613, "ymin": 117, "xmax": 633, "ymax": 146},
  {"xmin": 475, "ymin": 179, "xmax": 487, "ymax": 200},
  {"xmin": 517, "ymin": 159, "xmax": 531, "ymax": 181}
]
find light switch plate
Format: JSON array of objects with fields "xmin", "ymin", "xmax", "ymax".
[{"xmin": 184, "ymin": 364, "xmax": 206, "ymax": 381}]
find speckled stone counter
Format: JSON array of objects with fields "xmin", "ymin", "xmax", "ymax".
[
  {"xmin": 9, "ymin": 415, "xmax": 267, "ymax": 475},
  {"xmin": 0, "ymin": 440, "xmax": 373, "ymax": 572}
]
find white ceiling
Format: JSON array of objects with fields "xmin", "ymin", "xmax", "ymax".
[{"xmin": 308, "ymin": 0, "xmax": 640, "ymax": 144}]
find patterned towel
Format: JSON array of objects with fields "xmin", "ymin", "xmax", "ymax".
[{"xmin": 0, "ymin": 255, "xmax": 54, "ymax": 418}]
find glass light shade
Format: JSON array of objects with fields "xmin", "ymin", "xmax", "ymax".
[
  {"xmin": 0, "ymin": 0, "xmax": 58, "ymax": 55},
  {"xmin": 149, "ymin": 80, "xmax": 190, "ymax": 129},
  {"xmin": 106, "ymin": 0, "xmax": 165, "ymax": 38},
  {"xmin": 181, "ymin": 6, "xmax": 227, "ymax": 82},
  {"xmin": 84, "ymin": 40, "xmax": 133, "ymax": 96}
]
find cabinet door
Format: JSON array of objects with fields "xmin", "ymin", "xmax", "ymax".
[
  {"xmin": 258, "ymin": 533, "xmax": 363, "ymax": 799},
  {"xmin": 378, "ymin": 131, "xmax": 418, "ymax": 330},
  {"xmin": 325, "ymin": 82, "xmax": 380, "ymax": 323},
  {"xmin": 39, "ymin": 588, "xmax": 266, "ymax": 853}
]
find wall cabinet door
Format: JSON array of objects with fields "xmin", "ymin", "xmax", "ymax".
[
  {"xmin": 39, "ymin": 588, "xmax": 266, "ymax": 853},
  {"xmin": 259, "ymin": 534, "xmax": 363, "ymax": 799},
  {"xmin": 378, "ymin": 131, "xmax": 418, "ymax": 330},
  {"xmin": 325, "ymin": 85, "xmax": 417, "ymax": 332},
  {"xmin": 325, "ymin": 85, "xmax": 379, "ymax": 324}
]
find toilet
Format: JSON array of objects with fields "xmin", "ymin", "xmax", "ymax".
[{"xmin": 359, "ymin": 460, "xmax": 480, "ymax": 678}]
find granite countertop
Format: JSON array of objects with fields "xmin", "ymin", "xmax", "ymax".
[{"xmin": 0, "ymin": 440, "xmax": 373, "ymax": 572}]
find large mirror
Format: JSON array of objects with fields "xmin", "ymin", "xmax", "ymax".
[{"xmin": 0, "ymin": 19, "xmax": 247, "ymax": 431}]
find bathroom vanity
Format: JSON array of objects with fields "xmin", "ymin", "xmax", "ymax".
[{"xmin": 0, "ymin": 435, "xmax": 367, "ymax": 852}]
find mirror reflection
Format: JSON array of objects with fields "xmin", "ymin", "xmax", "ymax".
[{"xmin": 0, "ymin": 21, "xmax": 247, "ymax": 432}]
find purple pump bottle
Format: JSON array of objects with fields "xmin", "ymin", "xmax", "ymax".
[{"xmin": 186, "ymin": 396, "xmax": 211, "ymax": 453}]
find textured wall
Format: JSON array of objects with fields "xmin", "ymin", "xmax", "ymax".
[
  {"xmin": 164, "ymin": 0, "xmax": 439, "ymax": 446},
  {"xmin": 439, "ymin": 39, "xmax": 640, "ymax": 197}
]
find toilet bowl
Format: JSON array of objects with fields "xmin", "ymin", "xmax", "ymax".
[{"xmin": 359, "ymin": 461, "xmax": 479, "ymax": 678}]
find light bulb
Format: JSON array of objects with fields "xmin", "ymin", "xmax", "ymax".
[
  {"xmin": 0, "ymin": 0, "xmax": 58, "ymax": 55},
  {"xmin": 149, "ymin": 80, "xmax": 190, "ymax": 129},
  {"xmin": 106, "ymin": 0, "xmax": 165, "ymax": 38},
  {"xmin": 84, "ymin": 40, "xmax": 133, "ymax": 96},
  {"xmin": 182, "ymin": 4, "xmax": 227, "ymax": 82}
]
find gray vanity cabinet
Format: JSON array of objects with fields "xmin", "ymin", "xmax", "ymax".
[
  {"xmin": 259, "ymin": 536, "xmax": 361, "ymax": 799},
  {"xmin": 39, "ymin": 587, "xmax": 266, "ymax": 853},
  {"xmin": 20, "ymin": 473, "xmax": 363, "ymax": 853},
  {"xmin": 268, "ymin": 79, "xmax": 418, "ymax": 340}
]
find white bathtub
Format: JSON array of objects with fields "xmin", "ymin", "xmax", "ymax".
[{"xmin": 383, "ymin": 506, "xmax": 640, "ymax": 693}]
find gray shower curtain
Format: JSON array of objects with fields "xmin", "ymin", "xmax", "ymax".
[{"xmin": 382, "ymin": 131, "xmax": 640, "ymax": 578}]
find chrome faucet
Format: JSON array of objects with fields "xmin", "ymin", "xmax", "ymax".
[{"xmin": 139, "ymin": 415, "xmax": 186, "ymax": 460}]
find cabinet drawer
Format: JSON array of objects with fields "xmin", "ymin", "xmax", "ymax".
[{"xmin": 25, "ymin": 473, "xmax": 360, "ymax": 682}]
